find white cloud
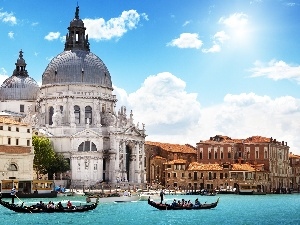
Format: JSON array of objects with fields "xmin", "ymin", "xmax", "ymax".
[
  {"xmin": 83, "ymin": 10, "xmax": 148, "ymax": 41},
  {"xmin": 202, "ymin": 44, "xmax": 221, "ymax": 53},
  {"xmin": 44, "ymin": 32, "xmax": 60, "ymax": 41},
  {"xmin": 8, "ymin": 31, "xmax": 14, "ymax": 39},
  {"xmin": 0, "ymin": 10, "xmax": 17, "ymax": 25},
  {"xmin": 60, "ymin": 36, "xmax": 66, "ymax": 43},
  {"xmin": 219, "ymin": 13, "xmax": 248, "ymax": 28},
  {"xmin": 249, "ymin": 60, "xmax": 300, "ymax": 83},
  {"xmin": 201, "ymin": 31, "xmax": 229, "ymax": 53},
  {"xmin": 213, "ymin": 31, "xmax": 230, "ymax": 43},
  {"xmin": 114, "ymin": 72, "xmax": 201, "ymax": 137},
  {"xmin": 198, "ymin": 93, "xmax": 300, "ymax": 149},
  {"xmin": 114, "ymin": 73, "xmax": 300, "ymax": 153},
  {"xmin": 0, "ymin": 68, "xmax": 9, "ymax": 84},
  {"xmin": 167, "ymin": 33, "xmax": 203, "ymax": 49},
  {"xmin": 182, "ymin": 20, "xmax": 191, "ymax": 27}
]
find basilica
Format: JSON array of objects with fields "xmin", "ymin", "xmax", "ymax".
[{"xmin": 0, "ymin": 6, "xmax": 146, "ymax": 187}]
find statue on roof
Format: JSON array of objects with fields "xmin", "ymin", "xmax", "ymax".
[{"xmin": 75, "ymin": 6, "xmax": 79, "ymax": 19}]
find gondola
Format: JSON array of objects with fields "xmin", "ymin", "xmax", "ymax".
[
  {"xmin": 147, "ymin": 197, "xmax": 219, "ymax": 210},
  {"xmin": 0, "ymin": 196, "xmax": 98, "ymax": 213}
]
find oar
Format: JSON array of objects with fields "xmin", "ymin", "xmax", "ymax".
[
  {"xmin": 15, "ymin": 195, "xmax": 32, "ymax": 213},
  {"xmin": 15, "ymin": 195, "xmax": 23, "ymax": 203}
]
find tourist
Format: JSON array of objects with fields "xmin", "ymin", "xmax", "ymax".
[
  {"xmin": 10, "ymin": 186, "xmax": 16, "ymax": 204},
  {"xmin": 56, "ymin": 201, "xmax": 64, "ymax": 210},
  {"xmin": 47, "ymin": 201, "xmax": 54, "ymax": 209},
  {"xmin": 67, "ymin": 200, "xmax": 72, "ymax": 208},
  {"xmin": 195, "ymin": 198, "xmax": 200, "ymax": 206},
  {"xmin": 37, "ymin": 200, "xmax": 45, "ymax": 209}
]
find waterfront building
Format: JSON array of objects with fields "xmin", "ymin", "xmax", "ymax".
[
  {"xmin": 0, "ymin": 116, "xmax": 34, "ymax": 186},
  {"xmin": 145, "ymin": 141, "xmax": 196, "ymax": 187},
  {"xmin": 0, "ymin": 6, "xmax": 146, "ymax": 187},
  {"xmin": 197, "ymin": 135, "xmax": 290, "ymax": 192},
  {"xmin": 289, "ymin": 153, "xmax": 300, "ymax": 192}
]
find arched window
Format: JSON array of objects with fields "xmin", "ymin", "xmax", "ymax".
[
  {"xmin": 74, "ymin": 105, "xmax": 80, "ymax": 124},
  {"xmin": 85, "ymin": 106, "xmax": 92, "ymax": 124},
  {"xmin": 49, "ymin": 106, "xmax": 54, "ymax": 125},
  {"xmin": 8, "ymin": 163, "xmax": 18, "ymax": 171},
  {"xmin": 78, "ymin": 141, "xmax": 97, "ymax": 151}
]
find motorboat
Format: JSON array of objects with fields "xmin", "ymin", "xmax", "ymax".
[
  {"xmin": 139, "ymin": 191, "xmax": 160, "ymax": 201},
  {"xmin": 87, "ymin": 192, "xmax": 140, "ymax": 203}
]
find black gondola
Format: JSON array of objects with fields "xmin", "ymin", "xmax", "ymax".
[
  {"xmin": 0, "ymin": 197, "xmax": 98, "ymax": 213},
  {"xmin": 147, "ymin": 197, "xmax": 219, "ymax": 210}
]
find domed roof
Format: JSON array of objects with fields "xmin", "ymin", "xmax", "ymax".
[
  {"xmin": 42, "ymin": 49, "xmax": 112, "ymax": 87},
  {"xmin": 42, "ymin": 6, "xmax": 112, "ymax": 88},
  {"xmin": 0, "ymin": 50, "xmax": 39, "ymax": 101}
]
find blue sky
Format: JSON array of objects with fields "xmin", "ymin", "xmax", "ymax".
[{"xmin": 1, "ymin": 0, "xmax": 300, "ymax": 153}]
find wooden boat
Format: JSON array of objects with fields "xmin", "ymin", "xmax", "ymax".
[
  {"xmin": 1, "ymin": 179, "xmax": 57, "ymax": 198},
  {"xmin": 0, "ymin": 196, "xmax": 98, "ymax": 213},
  {"xmin": 147, "ymin": 197, "xmax": 220, "ymax": 210},
  {"xmin": 238, "ymin": 183, "xmax": 266, "ymax": 195}
]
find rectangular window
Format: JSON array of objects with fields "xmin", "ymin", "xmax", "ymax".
[
  {"xmin": 20, "ymin": 104, "xmax": 25, "ymax": 112},
  {"xmin": 167, "ymin": 173, "xmax": 170, "ymax": 178},
  {"xmin": 0, "ymin": 126, "xmax": 3, "ymax": 130},
  {"xmin": 94, "ymin": 164, "xmax": 97, "ymax": 170},
  {"xmin": 16, "ymin": 127, "xmax": 19, "ymax": 132},
  {"xmin": 181, "ymin": 173, "xmax": 184, "ymax": 177},
  {"xmin": 27, "ymin": 129, "xmax": 30, "ymax": 133},
  {"xmin": 27, "ymin": 140, "xmax": 30, "ymax": 146},
  {"xmin": 16, "ymin": 139, "xmax": 19, "ymax": 145},
  {"xmin": 8, "ymin": 138, "xmax": 11, "ymax": 145},
  {"xmin": 8, "ymin": 127, "xmax": 11, "ymax": 131}
]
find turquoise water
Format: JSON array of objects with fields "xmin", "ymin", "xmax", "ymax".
[{"xmin": 1, "ymin": 194, "xmax": 300, "ymax": 225}]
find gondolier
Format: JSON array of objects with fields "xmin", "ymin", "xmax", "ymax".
[{"xmin": 11, "ymin": 186, "xmax": 16, "ymax": 204}]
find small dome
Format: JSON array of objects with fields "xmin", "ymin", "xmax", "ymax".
[
  {"xmin": 42, "ymin": 50, "xmax": 112, "ymax": 87},
  {"xmin": 0, "ymin": 50, "xmax": 39, "ymax": 101},
  {"xmin": 0, "ymin": 76, "xmax": 39, "ymax": 101}
]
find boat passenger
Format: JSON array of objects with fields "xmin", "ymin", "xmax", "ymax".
[
  {"xmin": 47, "ymin": 201, "xmax": 54, "ymax": 209},
  {"xmin": 194, "ymin": 198, "xmax": 201, "ymax": 206},
  {"xmin": 56, "ymin": 201, "xmax": 64, "ymax": 210},
  {"xmin": 67, "ymin": 200, "xmax": 72, "ymax": 208},
  {"xmin": 36, "ymin": 201, "xmax": 45, "ymax": 209},
  {"xmin": 172, "ymin": 199, "xmax": 177, "ymax": 207}
]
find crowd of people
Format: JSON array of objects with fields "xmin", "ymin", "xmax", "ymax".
[
  {"xmin": 31, "ymin": 200, "xmax": 73, "ymax": 210},
  {"xmin": 170, "ymin": 198, "xmax": 201, "ymax": 208}
]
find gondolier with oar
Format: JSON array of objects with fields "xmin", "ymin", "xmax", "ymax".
[
  {"xmin": 160, "ymin": 188, "xmax": 165, "ymax": 204},
  {"xmin": 11, "ymin": 186, "xmax": 16, "ymax": 204}
]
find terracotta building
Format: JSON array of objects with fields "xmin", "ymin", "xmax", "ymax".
[
  {"xmin": 144, "ymin": 141, "xmax": 196, "ymax": 187},
  {"xmin": 289, "ymin": 153, "xmax": 300, "ymax": 192},
  {"xmin": 197, "ymin": 135, "xmax": 290, "ymax": 192}
]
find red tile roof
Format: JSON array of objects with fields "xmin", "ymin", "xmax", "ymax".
[
  {"xmin": 231, "ymin": 163, "xmax": 255, "ymax": 171},
  {"xmin": 146, "ymin": 141, "xmax": 196, "ymax": 153},
  {"xmin": 164, "ymin": 159, "xmax": 186, "ymax": 165},
  {"xmin": 187, "ymin": 162, "xmax": 223, "ymax": 171},
  {"xmin": 0, "ymin": 116, "xmax": 28, "ymax": 126},
  {"xmin": 0, "ymin": 145, "xmax": 31, "ymax": 154}
]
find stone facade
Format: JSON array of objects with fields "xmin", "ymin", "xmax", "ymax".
[
  {"xmin": 0, "ymin": 116, "xmax": 34, "ymax": 183},
  {"xmin": 0, "ymin": 6, "xmax": 146, "ymax": 187}
]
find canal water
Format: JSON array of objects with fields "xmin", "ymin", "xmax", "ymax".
[{"xmin": 0, "ymin": 194, "xmax": 300, "ymax": 225}]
